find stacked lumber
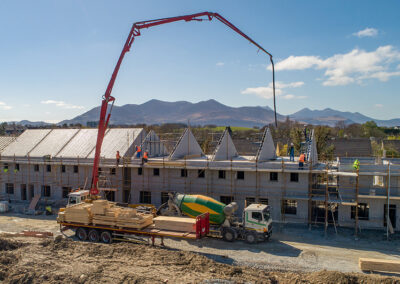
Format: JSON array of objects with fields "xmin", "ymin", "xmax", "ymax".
[
  {"xmin": 62, "ymin": 203, "xmax": 93, "ymax": 224},
  {"xmin": 92, "ymin": 206, "xmax": 121, "ymax": 226},
  {"xmin": 116, "ymin": 210, "xmax": 153, "ymax": 229},
  {"xmin": 91, "ymin": 200, "xmax": 153, "ymax": 229},
  {"xmin": 154, "ymin": 216, "xmax": 196, "ymax": 233},
  {"xmin": 91, "ymin": 200, "xmax": 111, "ymax": 215},
  {"xmin": 359, "ymin": 257, "xmax": 400, "ymax": 273}
]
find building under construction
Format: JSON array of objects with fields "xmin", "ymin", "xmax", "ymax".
[{"xmin": 1, "ymin": 127, "xmax": 399, "ymax": 235}]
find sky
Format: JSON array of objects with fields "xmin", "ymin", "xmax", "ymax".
[{"xmin": 0, "ymin": 0, "xmax": 399, "ymax": 123}]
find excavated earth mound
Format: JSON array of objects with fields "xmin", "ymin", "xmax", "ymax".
[{"xmin": 0, "ymin": 237, "xmax": 399, "ymax": 283}]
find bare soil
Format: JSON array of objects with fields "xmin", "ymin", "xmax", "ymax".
[{"xmin": 0, "ymin": 237, "xmax": 399, "ymax": 284}]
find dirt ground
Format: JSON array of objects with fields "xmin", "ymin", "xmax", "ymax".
[
  {"xmin": 1, "ymin": 213, "xmax": 400, "ymax": 283},
  {"xmin": 0, "ymin": 237, "xmax": 399, "ymax": 284}
]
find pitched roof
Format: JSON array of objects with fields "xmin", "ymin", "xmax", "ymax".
[
  {"xmin": 141, "ymin": 130, "xmax": 169, "ymax": 158},
  {"xmin": 1, "ymin": 129, "xmax": 52, "ymax": 157},
  {"xmin": 329, "ymin": 138, "xmax": 372, "ymax": 157},
  {"xmin": 0, "ymin": 137, "xmax": 16, "ymax": 153},
  {"xmin": 1, "ymin": 128, "xmax": 145, "ymax": 159},
  {"xmin": 169, "ymin": 128, "xmax": 204, "ymax": 160},
  {"xmin": 256, "ymin": 128, "xmax": 276, "ymax": 161},
  {"xmin": 309, "ymin": 129, "xmax": 318, "ymax": 163},
  {"xmin": 213, "ymin": 129, "xmax": 238, "ymax": 161}
]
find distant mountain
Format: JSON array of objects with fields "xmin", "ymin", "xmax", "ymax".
[
  {"xmin": 290, "ymin": 108, "xmax": 400, "ymax": 127},
  {"xmin": 8, "ymin": 120, "xmax": 53, "ymax": 127},
  {"xmin": 42, "ymin": 99, "xmax": 400, "ymax": 128},
  {"xmin": 60, "ymin": 99, "xmax": 285, "ymax": 128}
]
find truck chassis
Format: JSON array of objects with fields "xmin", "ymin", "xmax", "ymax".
[{"xmin": 59, "ymin": 213, "xmax": 209, "ymax": 246}]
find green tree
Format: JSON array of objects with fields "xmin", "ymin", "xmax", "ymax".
[
  {"xmin": 362, "ymin": 121, "xmax": 385, "ymax": 138},
  {"xmin": 314, "ymin": 126, "xmax": 335, "ymax": 160},
  {"xmin": 0, "ymin": 122, "xmax": 7, "ymax": 135},
  {"xmin": 290, "ymin": 127, "xmax": 303, "ymax": 153}
]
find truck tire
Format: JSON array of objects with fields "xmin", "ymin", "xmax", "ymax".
[
  {"xmin": 100, "ymin": 231, "xmax": 113, "ymax": 244},
  {"xmin": 88, "ymin": 229, "xmax": 100, "ymax": 242},
  {"xmin": 222, "ymin": 228, "xmax": 236, "ymax": 242},
  {"xmin": 76, "ymin": 227, "xmax": 88, "ymax": 241},
  {"xmin": 245, "ymin": 231, "xmax": 257, "ymax": 244}
]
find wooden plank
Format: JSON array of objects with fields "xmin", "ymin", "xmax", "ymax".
[
  {"xmin": 154, "ymin": 216, "xmax": 196, "ymax": 233},
  {"xmin": 28, "ymin": 194, "xmax": 41, "ymax": 210},
  {"xmin": 359, "ymin": 258, "xmax": 400, "ymax": 273}
]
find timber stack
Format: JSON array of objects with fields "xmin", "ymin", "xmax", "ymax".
[{"xmin": 57, "ymin": 200, "xmax": 153, "ymax": 229}]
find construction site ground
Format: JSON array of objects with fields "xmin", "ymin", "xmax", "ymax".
[{"xmin": 1, "ymin": 213, "xmax": 400, "ymax": 283}]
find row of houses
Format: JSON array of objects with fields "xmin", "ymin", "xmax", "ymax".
[{"xmin": 0, "ymin": 127, "xmax": 399, "ymax": 233}]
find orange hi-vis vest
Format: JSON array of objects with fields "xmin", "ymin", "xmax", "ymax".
[
  {"xmin": 137, "ymin": 146, "xmax": 141, "ymax": 152},
  {"xmin": 143, "ymin": 152, "xmax": 148, "ymax": 159},
  {"xmin": 116, "ymin": 152, "xmax": 121, "ymax": 159},
  {"xmin": 299, "ymin": 154, "xmax": 305, "ymax": 163}
]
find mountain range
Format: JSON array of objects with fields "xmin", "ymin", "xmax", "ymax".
[{"xmin": 8, "ymin": 99, "xmax": 400, "ymax": 128}]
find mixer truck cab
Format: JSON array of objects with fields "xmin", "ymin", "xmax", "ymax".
[{"xmin": 242, "ymin": 203, "xmax": 272, "ymax": 243}]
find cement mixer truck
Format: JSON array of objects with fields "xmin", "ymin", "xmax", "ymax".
[{"xmin": 157, "ymin": 193, "xmax": 272, "ymax": 244}]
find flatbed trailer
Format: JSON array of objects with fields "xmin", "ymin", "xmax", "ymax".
[{"xmin": 58, "ymin": 212, "xmax": 209, "ymax": 246}]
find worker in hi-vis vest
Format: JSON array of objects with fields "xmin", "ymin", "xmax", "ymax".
[
  {"xmin": 141, "ymin": 151, "xmax": 148, "ymax": 166},
  {"xmin": 298, "ymin": 153, "xmax": 305, "ymax": 169},
  {"xmin": 135, "ymin": 145, "xmax": 141, "ymax": 158},
  {"xmin": 116, "ymin": 151, "xmax": 121, "ymax": 166},
  {"xmin": 353, "ymin": 159, "xmax": 360, "ymax": 171},
  {"xmin": 288, "ymin": 143, "xmax": 295, "ymax": 162}
]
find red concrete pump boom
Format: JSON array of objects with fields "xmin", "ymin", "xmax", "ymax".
[{"xmin": 90, "ymin": 11, "xmax": 276, "ymax": 196}]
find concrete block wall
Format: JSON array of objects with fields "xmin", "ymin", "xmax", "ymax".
[{"xmin": 2, "ymin": 160, "xmax": 400, "ymax": 232}]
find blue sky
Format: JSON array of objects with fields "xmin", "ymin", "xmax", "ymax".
[{"xmin": 0, "ymin": 0, "xmax": 399, "ymax": 123}]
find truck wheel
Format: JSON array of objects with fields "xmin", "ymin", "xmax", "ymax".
[
  {"xmin": 245, "ymin": 231, "xmax": 257, "ymax": 244},
  {"xmin": 76, "ymin": 227, "xmax": 88, "ymax": 241},
  {"xmin": 222, "ymin": 228, "xmax": 236, "ymax": 242},
  {"xmin": 88, "ymin": 229, "xmax": 100, "ymax": 242},
  {"xmin": 100, "ymin": 231, "xmax": 113, "ymax": 244}
]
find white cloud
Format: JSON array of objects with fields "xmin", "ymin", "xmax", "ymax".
[
  {"xmin": 271, "ymin": 45, "xmax": 400, "ymax": 86},
  {"xmin": 216, "ymin": 62, "xmax": 225, "ymax": 66},
  {"xmin": 0, "ymin": 101, "xmax": 12, "ymax": 110},
  {"xmin": 242, "ymin": 81, "xmax": 306, "ymax": 100},
  {"xmin": 41, "ymin": 100, "xmax": 84, "ymax": 109},
  {"xmin": 374, "ymin": 104, "xmax": 383, "ymax": 108},
  {"xmin": 353, "ymin": 28, "xmax": 378, "ymax": 38},
  {"xmin": 275, "ymin": 81, "xmax": 305, "ymax": 88},
  {"xmin": 273, "ymin": 56, "xmax": 323, "ymax": 71}
]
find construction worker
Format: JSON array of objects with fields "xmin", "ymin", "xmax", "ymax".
[
  {"xmin": 298, "ymin": 153, "xmax": 305, "ymax": 169},
  {"xmin": 353, "ymin": 159, "xmax": 360, "ymax": 171},
  {"xmin": 288, "ymin": 143, "xmax": 295, "ymax": 162},
  {"xmin": 135, "ymin": 145, "xmax": 141, "ymax": 158},
  {"xmin": 116, "ymin": 151, "xmax": 121, "ymax": 166},
  {"xmin": 303, "ymin": 125, "xmax": 308, "ymax": 142},
  {"xmin": 45, "ymin": 206, "xmax": 52, "ymax": 215},
  {"xmin": 142, "ymin": 151, "xmax": 148, "ymax": 165}
]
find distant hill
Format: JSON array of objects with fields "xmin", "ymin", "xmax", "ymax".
[
  {"xmin": 60, "ymin": 99, "xmax": 285, "ymax": 128},
  {"xmin": 290, "ymin": 108, "xmax": 400, "ymax": 127},
  {"xmin": 8, "ymin": 120, "xmax": 53, "ymax": 127},
  {"xmin": 11, "ymin": 99, "xmax": 395, "ymax": 128}
]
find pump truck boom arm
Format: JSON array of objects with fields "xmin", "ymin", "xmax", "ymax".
[{"xmin": 90, "ymin": 11, "xmax": 276, "ymax": 196}]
